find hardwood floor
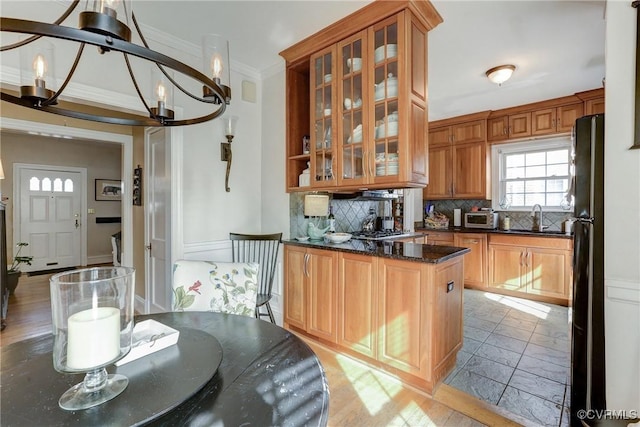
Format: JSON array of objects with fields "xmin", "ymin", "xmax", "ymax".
[{"xmin": 1, "ymin": 273, "xmax": 530, "ymax": 426}]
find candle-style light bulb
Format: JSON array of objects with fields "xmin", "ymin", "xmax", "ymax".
[
  {"xmin": 33, "ymin": 54, "xmax": 46, "ymax": 87},
  {"xmin": 156, "ymin": 83, "xmax": 166, "ymax": 103},
  {"xmin": 211, "ymin": 54, "xmax": 224, "ymax": 81}
]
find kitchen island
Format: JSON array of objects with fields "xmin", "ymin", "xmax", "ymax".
[{"xmin": 283, "ymin": 239, "xmax": 469, "ymax": 395}]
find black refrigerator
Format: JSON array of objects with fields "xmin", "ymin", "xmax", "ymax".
[{"xmin": 570, "ymin": 114, "xmax": 606, "ymax": 426}]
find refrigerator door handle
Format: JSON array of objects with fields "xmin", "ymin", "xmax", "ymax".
[{"xmin": 576, "ymin": 217, "xmax": 595, "ymax": 225}]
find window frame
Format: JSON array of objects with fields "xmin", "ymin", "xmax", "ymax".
[{"xmin": 491, "ymin": 136, "xmax": 573, "ymax": 212}]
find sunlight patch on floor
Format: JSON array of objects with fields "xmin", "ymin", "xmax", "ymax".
[
  {"xmin": 336, "ymin": 353, "xmax": 403, "ymax": 416},
  {"xmin": 482, "ymin": 292, "xmax": 551, "ymax": 319}
]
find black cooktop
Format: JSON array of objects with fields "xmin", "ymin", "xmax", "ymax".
[{"xmin": 350, "ymin": 230, "xmax": 406, "ymax": 240}]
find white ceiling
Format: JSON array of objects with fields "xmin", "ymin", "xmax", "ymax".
[
  {"xmin": 132, "ymin": 0, "xmax": 607, "ymax": 121},
  {"xmin": 2, "ymin": 0, "xmax": 606, "ymax": 121}
]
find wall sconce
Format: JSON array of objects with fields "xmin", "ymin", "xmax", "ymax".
[
  {"xmin": 221, "ymin": 116, "xmax": 238, "ymax": 192},
  {"xmin": 485, "ymin": 64, "xmax": 516, "ymax": 86}
]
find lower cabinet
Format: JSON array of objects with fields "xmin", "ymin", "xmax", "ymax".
[
  {"xmin": 377, "ymin": 258, "xmax": 428, "ymax": 377},
  {"xmin": 453, "ymin": 232, "xmax": 488, "ymax": 288},
  {"xmin": 422, "ymin": 230, "xmax": 454, "ymax": 246},
  {"xmin": 338, "ymin": 252, "xmax": 377, "ymax": 358},
  {"xmin": 284, "ymin": 245, "xmax": 338, "ymax": 342},
  {"xmin": 284, "ymin": 245, "xmax": 464, "ymax": 393},
  {"xmin": 488, "ymin": 234, "xmax": 572, "ymax": 303}
]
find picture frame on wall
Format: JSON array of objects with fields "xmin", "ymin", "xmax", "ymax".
[{"xmin": 95, "ymin": 179, "xmax": 122, "ymax": 201}]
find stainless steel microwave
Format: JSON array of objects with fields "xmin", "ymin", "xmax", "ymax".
[{"xmin": 464, "ymin": 212, "xmax": 499, "ymax": 229}]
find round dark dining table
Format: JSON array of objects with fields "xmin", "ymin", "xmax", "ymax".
[{"xmin": 1, "ymin": 311, "xmax": 330, "ymax": 426}]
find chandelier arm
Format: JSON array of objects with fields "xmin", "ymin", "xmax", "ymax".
[
  {"xmin": 0, "ymin": 18, "xmax": 227, "ymax": 104},
  {"xmin": 122, "ymin": 52, "xmax": 156, "ymax": 119},
  {"xmin": 42, "ymin": 42, "xmax": 86, "ymax": 107},
  {"xmin": 0, "ymin": 0, "xmax": 79, "ymax": 52},
  {"xmin": 1, "ymin": 90, "xmax": 226, "ymax": 126},
  {"xmin": 131, "ymin": 12, "xmax": 224, "ymax": 105}
]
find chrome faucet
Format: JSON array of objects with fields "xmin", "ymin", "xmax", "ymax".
[{"xmin": 530, "ymin": 204, "xmax": 546, "ymax": 231}]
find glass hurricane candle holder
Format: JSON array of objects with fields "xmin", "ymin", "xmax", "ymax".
[{"xmin": 50, "ymin": 267, "xmax": 135, "ymax": 411}]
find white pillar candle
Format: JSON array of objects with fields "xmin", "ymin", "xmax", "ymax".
[{"xmin": 67, "ymin": 307, "xmax": 120, "ymax": 370}]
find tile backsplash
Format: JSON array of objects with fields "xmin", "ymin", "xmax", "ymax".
[
  {"xmin": 423, "ymin": 199, "xmax": 573, "ymax": 232},
  {"xmin": 290, "ymin": 193, "xmax": 385, "ymax": 237}
]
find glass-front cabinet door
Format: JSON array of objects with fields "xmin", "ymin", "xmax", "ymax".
[
  {"xmin": 371, "ymin": 18, "xmax": 400, "ymax": 181},
  {"xmin": 337, "ymin": 31, "xmax": 368, "ymax": 186},
  {"xmin": 310, "ymin": 47, "xmax": 336, "ymax": 187}
]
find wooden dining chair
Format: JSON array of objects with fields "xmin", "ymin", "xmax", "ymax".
[
  {"xmin": 172, "ymin": 260, "xmax": 259, "ymax": 317},
  {"xmin": 229, "ymin": 232, "xmax": 282, "ymax": 323}
]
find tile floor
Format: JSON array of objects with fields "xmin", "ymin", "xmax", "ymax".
[{"xmin": 445, "ymin": 289, "xmax": 572, "ymax": 427}]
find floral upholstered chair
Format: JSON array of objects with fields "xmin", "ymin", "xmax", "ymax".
[{"xmin": 172, "ymin": 260, "xmax": 259, "ymax": 317}]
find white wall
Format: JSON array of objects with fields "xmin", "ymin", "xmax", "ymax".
[
  {"xmin": 604, "ymin": 0, "xmax": 640, "ymax": 411},
  {"xmin": 260, "ymin": 64, "xmax": 290, "ymax": 325}
]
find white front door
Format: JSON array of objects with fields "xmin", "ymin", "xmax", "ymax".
[
  {"xmin": 145, "ymin": 128, "xmax": 171, "ymax": 313},
  {"xmin": 17, "ymin": 165, "xmax": 85, "ymax": 272}
]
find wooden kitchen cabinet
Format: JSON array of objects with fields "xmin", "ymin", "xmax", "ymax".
[
  {"xmin": 531, "ymin": 103, "xmax": 584, "ymax": 136},
  {"xmin": 487, "ymin": 112, "xmax": 532, "ymax": 142},
  {"xmin": 454, "ymin": 232, "xmax": 487, "ymax": 288},
  {"xmin": 429, "ymin": 120, "xmax": 486, "ymax": 146},
  {"xmin": 488, "ymin": 234, "xmax": 572, "ymax": 304},
  {"xmin": 425, "ymin": 113, "xmax": 490, "ymax": 200},
  {"xmin": 284, "ymin": 243, "xmax": 464, "ymax": 393},
  {"xmin": 284, "ymin": 245, "xmax": 339, "ymax": 342},
  {"xmin": 280, "ymin": 1, "xmax": 442, "ymax": 192},
  {"xmin": 424, "ymin": 140, "xmax": 489, "ymax": 199},
  {"xmin": 423, "ymin": 230, "xmax": 454, "ymax": 245},
  {"xmin": 338, "ymin": 252, "xmax": 377, "ymax": 358},
  {"xmin": 577, "ymin": 88, "xmax": 605, "ymax": 115}
]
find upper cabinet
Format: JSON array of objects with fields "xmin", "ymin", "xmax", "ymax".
[
  {"xmin": 424, "ymin": 113, "xmax": 491, "ymax": 200},
  {"xmin": 280, "ymin": 1, "xmax": 443, "ymax": 192},
  {"xmin": 487, "ymin": 90, "xmax": 603, "ymax": 145}
]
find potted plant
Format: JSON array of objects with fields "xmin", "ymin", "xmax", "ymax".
[{"xmin": 7, "ymin": 242, "xmax": 33, "ymax": 295}]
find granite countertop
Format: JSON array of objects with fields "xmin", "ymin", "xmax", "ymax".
[
  {"xmin": 416, "ymin": 226, "xmax": 573, "ymax": 239},
  {"xmin": 284, "ymin": 238, "xmax": 470, "ymax": 264}
]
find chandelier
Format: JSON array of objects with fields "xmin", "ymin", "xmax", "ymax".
[{"xmin": 0, "ymin": 0, "xmax": 231, "ymax": 126}]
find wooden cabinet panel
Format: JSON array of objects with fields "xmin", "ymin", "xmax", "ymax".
[
  {"xmin": 453, "ymin": 142, "xmax": 488, "ymax": 198},
  {"xmin": 532, "ymin": 108, "xmax": 556, "ymax": 135},
  {"xmin": 424, "ymin": 231, "xmax": 454, "ymax": 246},
  {"xmin": 488, "ymin": 244, "xmax": 528, "ymax": 292},
  {"xmin": 585, "ymin": 97, "xmax": 605, "ymax": 115},
  {"xmin": 532, "ymin": 103, "xmax": 584, "ymax": 135},
  {"xmin": 429, "ymin": 127, "xmax": 452, "ymax": 146},
  {"xmin": 488, "ymin": 235, "xmax": 572, "ymax": 303},
  {"xmin": 284, "ymin": 246, "xmax": 338, "ymax": 342},
  {"xmin": 284, "ymin": 246, "xmax": 308, "ymax": 329},
  {"xmin": 338, "ymin": 253, "xmax": 377, "ymax": 358},
  {"xmin": 454, "ymin": 233, "xmax": 487, "ymax": 288},
  {"xmin": 430, "ymin": 120, "xmax": 485, "ymax": 146},
  {"xmin": 527, "ymin": 248, "xmax": 570, "ymax": 298},
  {"xmin": 556, "ymin": 103, "xmax": 584, "ymax": 132},
  {"xmin": 509, "ymin": 112, "xmax": 532, "ymax": 139},
  {"xmin": 432, "ymin": 259, "xmax": 464, "ymax": 371},
  {"xmin": 452, "ymin": 120, "xmax": 486, "ymax": 144},
  {"xmin": 307, "ymin": 248, "xmax": 338, "ymax": 342},
  {"xmin": 377, "ymin": 258, "xmax": 426, "ymax": 376},
  {"xmin": 487, "ymin": 116, "xmax": 509, "ymax": 142},
  {"xmin": 488, "ymin": 112, "xmax": 531, "ymax": 141},
  {"xmin": 425, "ymin": 122, "xmax": 489, "ymax": 200},
  {"xmin": 424, "ymin": 144, "xmax": 451, "ymax": 198}
]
